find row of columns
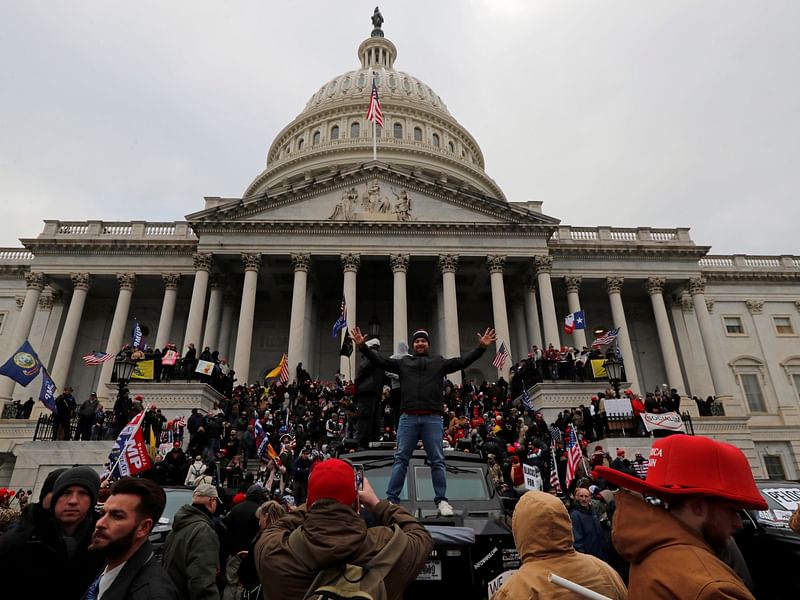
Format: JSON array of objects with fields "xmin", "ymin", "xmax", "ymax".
[{"xmin": 2, "ymin": 255, "xmax": 731, "ymax": 405}]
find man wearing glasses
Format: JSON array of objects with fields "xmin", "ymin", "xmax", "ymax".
[{"xmin": 162, "ymin": 483, "xmax": 221, "ymax": 600}]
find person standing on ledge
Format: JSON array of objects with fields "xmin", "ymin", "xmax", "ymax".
[{"xmin": 352, "ymin": 326, "xmax": 496, "ymax": 516}]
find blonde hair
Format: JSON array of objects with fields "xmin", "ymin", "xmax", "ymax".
[{"xmin": 256, "ymin": 500, "xmax": 286, "ymax": 528}]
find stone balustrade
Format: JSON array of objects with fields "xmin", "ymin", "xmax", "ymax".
[{"xmin": 38, "ymin": 220, "xmax": 197, "ymax": 240}]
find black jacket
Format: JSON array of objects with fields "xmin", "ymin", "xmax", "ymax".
[
  {"xmin": 224, "ymin": 487, "xmax": 267, "ymax": 555},
  {"xmin": 84, "ymin": 540, "xmax": 178, "ymax": 600},
  {"xmin": 360, "ymin": 344, "xmax": 486, "ymax": 413},
  {"xmin": 354, "ymin": 359, "xmax": 386, "ymax": 400}
]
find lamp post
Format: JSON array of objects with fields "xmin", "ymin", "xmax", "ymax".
[
  {"xmin": 604, "ymin": 355, "xmax": 624, "ymax": 399},
  {"xmin": 368, "ymin": 312, "xmax": 381, "ymax": 340},
  {"xmin": 111, "ymin": 349, "xmax": 137, "ymax": 435}
]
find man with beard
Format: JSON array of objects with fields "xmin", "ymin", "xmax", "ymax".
[
  {"xmin": 86, "ymin": 477, "xmax": 177, "ymax": 599},
  {"xmin": 595, "ymin": 434, "xmax": 765, "ymax": 599}
]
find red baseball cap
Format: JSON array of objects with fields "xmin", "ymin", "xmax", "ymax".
[
  {"xmin": 594, "ymin": 434, "xmax": 767, "ymax": 510},
  {"xmin": 306, "ymin": 459, "xmax": 357, "ymax": 508}
]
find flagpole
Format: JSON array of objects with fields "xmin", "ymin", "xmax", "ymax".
[
  {"xmin": 108, "ymin": 409, "xmax": 147, "ymax": 477},
  {"xmin": 372, "ymin": 114, "xmax": 377, "ymax": 161}
]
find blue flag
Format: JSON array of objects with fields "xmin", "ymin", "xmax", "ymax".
[
  {"xmin": 131, "ymin": 319, "xmax": 144, "ymax": 350},
  {"xmin": 0, "ymin": 340, "xmax": 43, "ymax": 387},
  {"xmin": 521, "ymin": 386, "xmax": 533, "ymax": 412},
  {"xmin": 38, "ymin": 368, "xmax": 57, "ymax": 413},
  {"xmin": 331, "ymin": 296, "xmax": 348, "ymax": 339}
]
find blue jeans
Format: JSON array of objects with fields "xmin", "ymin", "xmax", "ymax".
[{"xmin": 386, "ymin": 413, "xmax": 447, "ymax": 504}]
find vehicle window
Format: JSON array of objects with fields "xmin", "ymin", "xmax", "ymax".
[
  {"xmin": 413, "ymin": 466, "xmax": 486, "ymax": 501},
  {"xmin": 366, "ymin": 472, "xmax": 408, "ymax": 500},
  {"xmin": 160, "ymin": 490, "xmax": 194, "ymax": 524}
]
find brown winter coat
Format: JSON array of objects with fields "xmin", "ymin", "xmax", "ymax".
[
  {"xmin": 492, "ymin": 491, "xmax": 627, "ymax": 600},
  {"xmin": 612, "ymin": 491, "xmax": 755, "ymax": 600},
  {"xmin": 254, "ymin": 499, "xmax": 432, "ymax": 600}
]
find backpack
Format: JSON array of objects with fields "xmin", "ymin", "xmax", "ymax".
[{"xmin": 287, "ymin": 523, "xmax": 408, "ymax": 600}]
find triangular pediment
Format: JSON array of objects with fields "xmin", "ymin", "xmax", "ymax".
[{"xmin": 188, "ymin": 164, "xmax": 559, "ymax": 228}]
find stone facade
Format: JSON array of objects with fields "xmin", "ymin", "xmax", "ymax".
[{"xmin": 1, "ymin": 21, "xmax": 799, "ymax": 487}]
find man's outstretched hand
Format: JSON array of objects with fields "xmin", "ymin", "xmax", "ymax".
[
  {"xmin": 477, "ymin": 328, "xmax": 497, "ymax": 348},
  {"xmin": 352, "ymin": 326, "xmax": 367, "ymax": 347}
]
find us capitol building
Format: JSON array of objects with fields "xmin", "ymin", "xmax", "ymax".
[{"xmin": 1, "ymin": 14, "xmax": 799, "ymax": 488}]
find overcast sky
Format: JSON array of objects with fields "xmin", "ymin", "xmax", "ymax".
[{"xmin": 1, "ymin": 1, "xmax": 797, "ymax": 255}]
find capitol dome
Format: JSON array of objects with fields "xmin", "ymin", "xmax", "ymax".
[{"xmin": 244, "ymin": 16, "xmax": 506, "ymax": 201}]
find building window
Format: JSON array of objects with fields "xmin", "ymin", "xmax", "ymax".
[
  {"xmin": 740, "ymin": 373, "xmax": 766, "ymax": 412},
  {"xmin": 330, "ymin": 125, "xmax": 339, "ymax": 140},
  {"xmin": 448, "ymin": 141, "xmax": 455, "ymax": 153},
  {"xmin": 413, "ymin": 126, "xmax": 422, "ymax": 141},
  {"xmin": 0, "ymin": 311, "xmax": 5, "ymax": 335},
  {"xmin": 723, "ymin": 316, "xmax": 745, "ymax": 335},
  {"xmin": 432, "ymin": 133, "xmax": 440, "ymax": 147},
  {"xmin": 792, "ymin": 374, "xmax": 800, "ymax": 400},
  {"xmin": 350, "ymin": 122, "xmax": 360, "ymax": 138},
  {"xmin": 393, "ymin": 123, "xmax": 403, "ymax": 139},
  {"xmin": 284, "ymin": 144, "xmax": 290, "ymax": 155},
  {"xmin": 764, "ymin": 454, "xmax": 787, "ymax": 480},
  {"xmin": 297, "ymin": 138, "xmax": 304, "ymax": 150},
  {"xmin": 773, "ymin": 316, "xmax": 796, "ymax": 335},
  {"xmin": 312, "ymin": 131, "xmax": 320, "ymax": 145}
]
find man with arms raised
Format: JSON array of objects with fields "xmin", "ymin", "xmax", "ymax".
[
  {"xmin": 595, "ymin": 434, "xmax": 765, "ymax": 599},
  {"xmin": 85, "ymin": 477, "xmax": 177, "ymax": 599},
  {"xmin": 352, "ymin": 326, "xmax": 496, "ymax": 516}
]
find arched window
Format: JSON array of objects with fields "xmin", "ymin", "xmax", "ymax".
[
  {"xmin": 351, "ymin": 122, "xmax": 360, "ymax": 138},
  {"xmin": 297, "ymin": 138, "xmax": 304, "ymax": 150},
  {"xmin": 284, "ymin": 144, "xmax": 290, "ymax": 155},
  {"xmin": 432, "ymin": 133, "xmax": 440, "ymax": 147},
  {"xmin": 448, "ymin": 141, "xmax": 455, "ymax": 153},
  {"xmin": 330, "ymin": 125, "xmax": 339, "ymax": 140},
  {"xmin": 393, "ymin": 123, "xmax": 403, "ymax": 139},
  {"xmin": 413, "ymin": 127, "xmax": 422, "ymax": 142},
  {"xmin": 312, "ymin": 131, "xmax": 320, "ymax": 145}
]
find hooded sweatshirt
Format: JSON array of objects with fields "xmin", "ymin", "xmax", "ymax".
[
  {"xmin": 611, "ymin": 491, "xmax": 754, "ymax": 600},
  {"xmin": 492, "ymin": 491, "xmax": 627, "ymax": 599}
]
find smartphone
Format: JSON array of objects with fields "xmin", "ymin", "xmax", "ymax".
[{"xmin": 354, "ymin": 463, "xmax": 364, "ymax": 490}]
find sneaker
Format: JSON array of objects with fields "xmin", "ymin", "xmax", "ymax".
[{"xmin": 437, "ymin": 500, "xmax": 454, "ymax": 517}]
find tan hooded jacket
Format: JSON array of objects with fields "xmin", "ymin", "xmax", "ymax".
[
  {"xmin": 492, "ymin": 491, "xmax": 627, "ymax": 600},
  {"xmin": 612, "ymin": 491, "xmax": 755, "ymax": 600}
]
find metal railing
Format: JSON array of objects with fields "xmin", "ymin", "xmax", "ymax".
[{"xmin": 604, "ymin": 411, "xmax": 694, "ymax": 438}]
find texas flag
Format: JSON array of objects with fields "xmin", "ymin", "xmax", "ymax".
[{"xmin": 564, "ymin": 310, "xmax": 586, "ymax": 334}]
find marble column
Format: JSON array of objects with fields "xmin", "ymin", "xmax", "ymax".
[
  {"xmin": 202, "ymin": 277, "xmax": 223, "ymax": 351},
  {"xmin": 50, "ymin": 273, "xmax": 91, "ymax": 391},
  {"xmin": 390, "ymin": 254, "xmax": 410, "ymax": 354},
  {"xmin": 689, "ymin": 277, "xmax": 729, "ymax": 397},
  {"xmin": 564, "ymin": 276, "xmax": 588, "ymax": 350},
  {"xmin": 0, "ymin": 272, "xmax": 45, "ymax": 402},
  {"xmin": 287, "ymin": 253, "xmax": 311, "ymax": 378},
  {"xmin": 217, "ymin": 296, "xmax": 235, "ymax": 360},
  {"xmin": 233, "ymin": 254, "xmax": 262, "ymax": 385},
  {"xmin": 646, "ymin": 277, "xmax": 685, "ymax": 394},
  {"xmin": 154, "ymin": 273, "xmax": 180, "ymax": 350},
  {"xmin": 439, "ymin": 254, "xmax": 461, "ymax": 384},
  {"xmin": 340, "ymin": 253, "xmax": 360, "ymax": 381},
  {"xmin": 97, "ymin": 274, "xmax": 136, "ymax": 403},
  {"xmin": 487, "ymin": 255, "xmax": 512, "ymax": 378},
  {"xmin": 604, "ymin": 277, "xmax": 641, "ymax": 393},
  {"xmin": 183, "ymin": 253, "xmax": 213, "ymax": 354},
  {"xmin": 523, "ymin": 280, "xmax": 542, "ymax": 351},
  {"xmin": 511, "ymin": 297, "xmax": 528, "ymax": 364},
  {"xmin": 534, "ymin": 256, "xmax": 560, "ymax": 348}
]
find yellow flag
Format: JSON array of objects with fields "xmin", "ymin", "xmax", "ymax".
[
  {"xmin": 590, "ymin": 359, "xmax": 608, "ymax": 379},
  {"xmin": 130, "ymin": 359, "xmax": 155, "ymax": 380},
  {"xmin": 265, "ymin": 355, "xmax": 286, "ymax": 380}
]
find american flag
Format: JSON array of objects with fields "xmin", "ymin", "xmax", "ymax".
[
  {"xmin": 565, "ymin": 425, "xmax": 583, "ymax": 489},
  {"xmin": 331, "ymin": 296, "xmax": 348, "ymax": 339},
  {"xmin": 549, "ymin": 442, "xmax": 563, "ymax": 495},
  {"xmin": 591, "ymin": 327, "xmax": 620, "ymax": 350},
  {"xmin": 366, "ymin": 78, "xmax": 383, "ymax": 127},
  {"xmin": 279, "ymin": 353, "xmax": 290, "ymax": 384},
  {"xmin": 82, "ymin": 351, "xmax": 115, "ymax": 366},
  {"xmin": 492, "ymin": 342, "xmax": 509, "ymax": 370}
]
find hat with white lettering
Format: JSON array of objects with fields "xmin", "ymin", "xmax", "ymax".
[{"xmin": 594, "ymin": 434, "xmax": 766, "ymax": 509}]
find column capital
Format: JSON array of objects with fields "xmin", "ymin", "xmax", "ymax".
[
  {"xmin": 24, "ymin": 271, "xmax": 45, "ymax": 291},
  {"xmin": 117, "ymin": 273, "xmax": 136, "ymax": 291},
  {"xmin": 486, "ymin": 254, "xmax": 506, "ymax": 274},
  {"xmin": 241, "ymin": 253, "xmax": 263, "ymax": 272},
  {"xmin": 162, "ymin": 273, "xmax": 181, "ymax": 290},
  {"xmin": 38, "ymin": 294, "xmax": 55, "ymax": 310},
  {"xmin": 291, "ymin": 253, "xmax": 311, "ymax": 272},
  {"xmin": 604, "ymin": 276, "xmax": 624, "ymax": 294},
  {"xmin": 533, "ymin": 255, "xmax": 553, "ymax": 275},
  {"xmin": 688, "ymin": 277, "xmax": 707, "ymax": 296},
  {"xmin": 390, "ymin": 253, "xmax": 410, "ymax": 273},
  {"xmin": 70, "ymin": 272, "xmax": 92, "ymax": 291},
  {"xmin": 563, "ymin": 275, "xmax": 582, "ymax": 293},
  {"xmin": 745, "ymin": 299, "xmax": 764, "ymax": 314},
  {"xmin": 706, "ymin": 298, "xmax": 715, "ymax": 313},
  {"xmin": 646, "ymin": 276, "xmax": 666, "ymax": 295},
  {"xmin": 340, "ymin": 253, "xmax": 361, "ymax": 273},
  {"xmin": 193, "ymin": 252, "xmax": 214, "ymax": 272},
  {"xmin": 15, "ymin": 296, "xmax": 25, "ymax": 309},
  {"xmin": 681, "ymin": 295, "xmax": 694, "ymax": 312},
  {"xmin": 438, "ymin": 254, "xmax": 458, "ymax": 274},
  {"xmin": 795, "ymin": 300, "xmax": 800, "ymax": 314}
]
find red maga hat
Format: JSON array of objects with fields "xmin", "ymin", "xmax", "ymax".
[
  {"xmin": 594, "ymin": 434, "xmax": 766, "ymax": 510},
  {"xmin": 306, "ymin": 458, "xmax": 358, "ymax": 508}
]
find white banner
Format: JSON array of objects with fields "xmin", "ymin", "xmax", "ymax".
[
  {"xmin": 604, "ymin": 398, "xmax": 633, "ymax": 415},
  {"xmin": 195, "ymin": 359, "xmax": 215, "ymax": 375},
  {"xmin": 488, "ymin": 570, "xmax": 517, "ymax": 597},
  {"xmin": 523, "ymin": 464, "xmax": 543, "ymax": 491},
  {"xmin": 642, "ymin": 411, "xmax": 686, "ymax": 433}
]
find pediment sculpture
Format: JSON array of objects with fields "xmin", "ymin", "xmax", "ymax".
[{"xmin": 328, "ymin": 179, "xmax": 414, "ymax": 222}]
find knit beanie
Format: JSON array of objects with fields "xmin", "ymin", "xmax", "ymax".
[
  {"xmin": 51, "ymin": 466, "xmax": 100, "ymax": 508},
  {"xmin": 411, "ymin": 329, "xmax": 430, "ymax": 344},
  {"xmin": 306, "ymin": 459, "xmax": 357, "ymax": 508},
  {"xmin": 39, "ymin": 468, "xmax": 68, "ymax": 503}
]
